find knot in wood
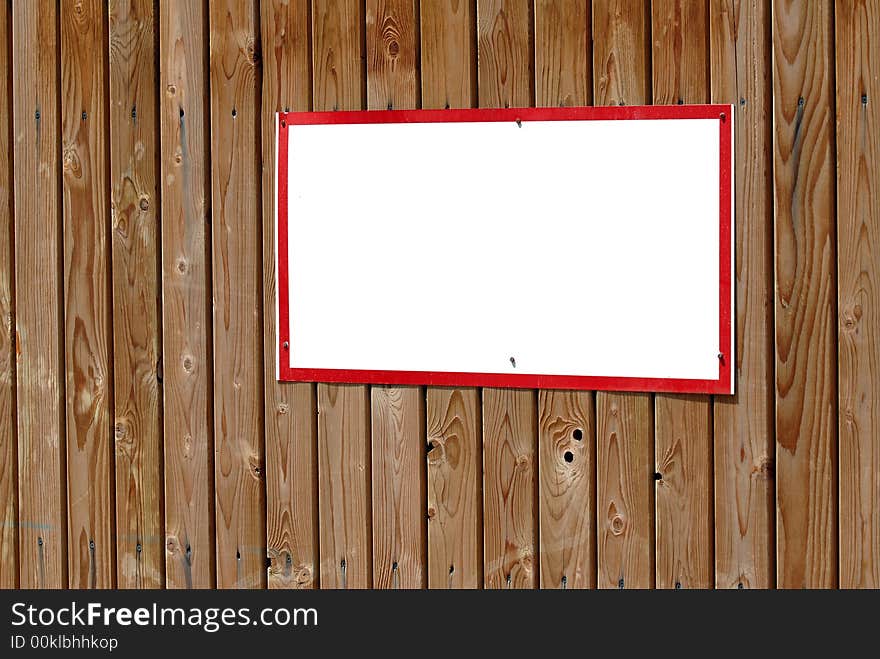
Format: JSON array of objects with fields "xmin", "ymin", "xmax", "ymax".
[
  {"xmin": 114, "ymin": 422, "xmax": 127, "ymax": 440},
  {"xmin": 610, "ymin": 514, "xmax": 626, "ymax": 536},
  {"xmin": 139, "ymin": 195, "xmax": 150, "ymax": 211},
  {"xmin": 182, "ymin": 355, "xmax": 194, "ymax": 373},
  {"xmin": 515, "ymin": 454, "xmax": 529, "ymax": 470},
  {"xmin": 166, "ymin": 84, "xmax": 177, "ymax": 97},
  {"xmin": 388, "ymin": 40, "xmax": 400, "ymax": 57},
  {"xmin": 427, "ymin": 506, "xmax": 437, "ymax": 520},
  {"xmin": 166, "ymin": 536, "xmax": 178, "ymax": 553},
  {"xmin": 277, "ymin": 402, "xmax": 289, "ymax": 415}
]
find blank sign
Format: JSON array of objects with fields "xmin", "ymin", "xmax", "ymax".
[{"xmin": 276, "ymin": 105, "xmax": 733, "ymax": 394}]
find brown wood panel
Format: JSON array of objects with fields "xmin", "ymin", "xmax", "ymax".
[
  {"xmin": 208, "ymin": 0, "xmax": 265, "ymax": 589},
  {"xmin": 371, "ymin": 387, "xmax": 425, "ymax": 588},
  {"xmin": 709, "ymin": 0, "xmax": 774, "ymax": 589},
  {"xmin": 477, "ymin": 0, "xmax": 535, "ymax": 590},
  {"xmin": 317, "ymin": 384, "xmax": 371, "ymax": 588},
  {"xmin": 835, "ymin": 0, "xmax": 879, "ymax": 589},
  {"xmin": 367, "ymin": 0, "xmax": 418, "ymax": 109},
  {"xmin": 538, "ymin": 391, "xmax": 595, "ymax": 588},
  {"xmin": 596, "ymin": 393, "xmax": 653, "ymax": 588},
  {"xmin": 651, "ymin": 0, "xmax": 713, "ymax": 590},
  {"xmin": 534, "ymin": 0, "xmax": 590, "ymax": 108},
  {"xmin": 482, "ymin": 389, "xmax": 537, "ymax": 589},
  {"xmin": 772, "ymin": 0, "xmax": 837, "ymax": 589},
  {"xmin": 534, "ymin": 0, "xmax": 595, "ymax": 590},
  {"xmin": 365, "ymin": 0, "xmax": 424, "ymax": 590},
  {"xmin": 592, "ymin": 0, "xmax": 650, "ymax": 106},
  {"xmin": 312, "ymin": 0, "xmax": 365, "ymax": 112},
  {"xmin": 477, "ymin": 0, "xmax": 532, "ymax": 108},
  {"xmin": 654, "ymin": 394, "xmax": 712, "ymax": 588},
  {"xmin": 160, "ymin": 0, "xmax": 214, "ymax": 588},
  {"xmin": 592, "ymin": 0, "xmax": 653, "ymax": 590},
  {"xmin": 420, "ymin": 1, "xmax": 480, "ymax": 590},
  {"xmin": 261, "ymin": 0, "xmax": 317, "ymax": 590},
  {"xmin": 61, "ymin": 0, "xmax": 115, "ymax": 589},
  {"xmin": 426, "ymin": 388, "xmax": 482, "ymax": 588},
  {"xmin": 108, "ymin": 0, "xmax": 162, "ymax": 589},
  {"xmin": 12, "ymin": 0, "xmax": 67, "ymax": 589},
  {"xmin": 420, "ymin": 0, "xmax": 475, "ymax": 110},
  {"xmin": 312, "ymin": 0, "xmax": 369, "ymax": 589},
  {"xmin": 0, "ymin": 0, "xmax": 17, "ymax": 589}
]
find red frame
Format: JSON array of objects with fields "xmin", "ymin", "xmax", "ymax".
[{"xmin": 277, "ymin": 104, "xmax": 733, "ymax": 395}]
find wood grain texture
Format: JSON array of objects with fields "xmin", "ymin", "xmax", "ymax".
[
  {"xmin": 371, "ymin": 387, "xmax": 425, "ymax": 588},
  {"xmin": 318, "ymin": 384, "xmax": 371, "ymax": 588},
  {"xmin": 592, "ymin": 0, "xmax": 653, "ymax": 590},
  {"xmin": 61, "ymin": 0, "xmax": 115, "ymax": 589},
  {"xmin": 420, "ymin": 0, "xmax": 475, "ymax": 109},
  {"xmin": 538, "ymin": 391, "xmax": 595, "ymax": 588},
  {"xmin": 365, "ymin": 0, "xmax": 424, "ymax": 591},
  {"xmin": 420, "ymin": 2, "xmax": 481, "ymax": 590},
  {"xmin": 261, "ymin": 0, "xmax": 317, "ymax": 590},
  {"xmin": 0, "ymin": 0, "xmax": 17, "ymax": 589},
  {"xmin": 482, "ymin": 388, "xmax": 537, "ymax": 588},
  {"xmin": 596, "ymin": 393, "xmax": 653, "ymax": 588},
  {"xmin": 312, "ymin": 0, "xmax": 364, "ymax": 111},
  {"xmin": 477, "ymin": 0, "xmax": 532, "ymax": 107},
  {"xmin": 312, "ymin": 0, "xmax": 370, "ymax": 590},
  {"xmin": 160, "ymin": 0, "xmax": 214, "ymax": 588},
  {"xmin": 709, "ymin": 0, "xmax": 775, "ymax": 589},
  {"xmin": 108, "ymin": 0, "xmax": 162, "ymax": 589},
  {"xmin": 835, "ymin": 0, "xmax": 879, "ymax": 589},
  {"xmin": 651, "ymin": 0, "xmax": 713, "ymax": 590},
  {"xmin": 772, "ymin": 0, "xmax": 837, "ymax": 589},
  {"xmin": 592, "ymin": 0, "xmax": 650, "ymax": 106},
  {"xmin": 654, "ymin": 395, "xmax": 712, "ymax": 588},
  {"xmin": 426, "ymin": 388, "xmax": 481, "ymax": 588},
  {"xmin": 367, "ymin": 0, "xmax": 418, "ymax": 109},
  {"xmin": 12, "ymin": 0, "xmax": 67, "ymax": 589},
  {"xmin": 534, "ymin": 0, "xmax": 595, "ymax": 590},
  {"xmin": 534, "ymin": 0, "xmax": 590, "ymax": 108},
  {"xmin": 209, "ymin": 0, "xmax": 265, "ymax": 589}
]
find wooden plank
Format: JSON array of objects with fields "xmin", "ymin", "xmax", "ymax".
[
  {"xmin": 365, "ymin": 0, "xmax": 424, "ymax": 590},
  {"xmin": 772, "ymin": 0, "xmax": 837, "ymax": 589},
  {"xmin": 592, "ymin": 0, "xmax": 650, "ymax": 107},
  {"xmin": 709, "ymin": 0, "xmax": 774, "ymax": 589},
  {"xmin": 312, "ymin": 0, "xmax": 365, "ymax": 112},
  {"xmin": 477, "ymin": 0, "xmax": 532, "ymax": 108},
  {"xmin": 477, "ymin": 0, "xmax": 536, "ymax": 590},
  {"xmin": 534, "ymin": 0, "xmax": 595, "ymax": 590},
  {"xmin": 317, "ymin": 384, "xmax": 371, "ymax": 588},
  {"xmin": 835, "ymin": 0, "xmax": 879, "ymax": 589},
  {"xmin": 312, "ymin": 0, "xmax": 370, "ymax": 589},
  {"xmin": 419, "ymin": 1, "xmax": 480, "ymax": 590},
  {"xmin": 61, "ymin": 0, "xmax": 115, "ymax": 589},
  {"xmin": 420, "ymin": 0, "xmax": 475, "ymax": 110},
  {"xmin": 592, "ymin": 0, "xmax": 653, "ymax": 590},
  {"xmin": 160, "ymin": 0, "xmax": 214, "ymax": 588},
  {"xmin": 482, "ymin": 389, "xmax": 537, "ymax": 588},
  {"xmin": 651, "ymin": 0, "xmax": 713, "ymax": 590},
  {"xmin": 596, "ymin": 393, "xmax": 653, "ymax": 588},
  {"xmin": 367, "ymin": 0, "xmax": 418, "ymax": 109},
  {"xmin": 538, "ymin": 391, "xmax": 595, "ymax": 589},
  {"xmin": 426, "ymin": 388, "xmax": 482, "ymax": 588},
  {"xmin": 371, "ymin": 387, "xmax": 425, "ymax": 588},
  {"xmin": 0, "ymin": 0, "xmax": 17, "ymax": 589},
  {"xmin": 261, "ymin": 0, "xmax": 317, "ymax": 590},
  {"xmin": 534, "ymin": 0, "xmax": 590, "ymax": 108},
  {"xmin": 12, "ymin": 0, "xmax": 66, "ymax": 590},
  {"xmin": 209, "ymin": 0, "xmax": 265, "ymax": 589},
  {"xmin": 654, "ymin": 394, "xmax": 712, "ymax": 588},
  {"xmin": 108, "ymin": 0, "xmax": 162, "ymax": 589}
]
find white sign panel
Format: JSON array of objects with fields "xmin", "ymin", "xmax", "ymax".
[{"xmin": 276, "ymin": 105, "xmax": 733, "ymax": 394}]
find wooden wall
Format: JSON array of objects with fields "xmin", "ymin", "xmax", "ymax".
[{"xmin": 0, "ymin": 0, "xmax": 877, "ymax": 589}]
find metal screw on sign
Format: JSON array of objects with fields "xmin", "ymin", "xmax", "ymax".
[
  {"xmin": 720, "ymin": 112, "xmax": 726, "ymax": 122},
  {"xmin": 281, "ymin": 119, "xmax": 286, "ymax": 128},
  {"xmin": 515, "ymin": 118, "xmax": 522, "ymax": 128},
  {"xmin": 509, "ymin": 356, "xmax": 516, "ymax": 368},
  {"xmin": 283, "ymin": 341, "xmax": 289, "ymax": 351}
]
